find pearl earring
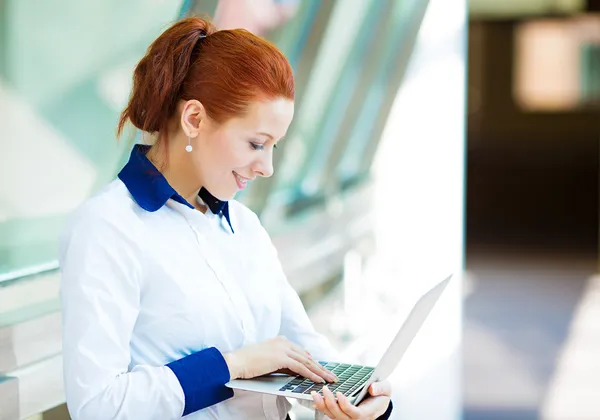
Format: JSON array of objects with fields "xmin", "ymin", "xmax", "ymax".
[{"xmin": 185, "ymin": 134, "xmax": 193, "ymax": 153}]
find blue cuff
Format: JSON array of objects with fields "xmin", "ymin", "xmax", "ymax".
[{"xmin": 166, "ymin": 347, "xmax": 234, "ymax": 416}]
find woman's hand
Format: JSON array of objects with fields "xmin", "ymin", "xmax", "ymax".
[
  {"xmin": 223, "ymin": 335, "xmax": 338, "ymax": 384},
  {"xmin": 311, "ymin": 380, "xmax": 392, "ymax": 420}
]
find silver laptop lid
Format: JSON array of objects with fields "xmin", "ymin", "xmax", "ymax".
[{"xmin": 353, "ymin": 274, "xmax": 452, "ymax": 404}]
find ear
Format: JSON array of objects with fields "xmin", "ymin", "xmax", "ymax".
[{"xmin": 180, "ymin": 99, "xmax": 206, "ymax": 138}]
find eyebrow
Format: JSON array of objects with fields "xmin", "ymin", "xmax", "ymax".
[{"xmin": 256, "ymin": 132, "xmax": 274, "ymax": 140}]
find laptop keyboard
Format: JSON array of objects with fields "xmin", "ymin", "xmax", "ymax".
[{"xmin": 278, "ymin": 362, "xmax": 374, "ymax": 397}]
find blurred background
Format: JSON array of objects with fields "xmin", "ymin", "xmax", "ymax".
[{"xmin": 0, "ymin": 0, "xmax": 598, "ymax": 419}]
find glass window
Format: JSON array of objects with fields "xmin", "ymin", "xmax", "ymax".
[
  {"xmin": 237, "ymin": 0, "xmax": 331, "ymax": 212},
  {"xmin": 294, "ymin": 0, "xmax": 389, "ymax": 198},
  {"xmin": 0, "ymin": 0, "xmax": 184, "ymax": 281},
  {"xmin": 273, "ymin": 0, "xmax": 375, "ymax": 193},
  {"xmin": 253, "ymin": 0, "xmax": 380, "ymax": 219},
  {"xmin": 337, "ymin": 0, "xmax": 429, "ymax": 184},
  {"xmin": 255, "ymin": 0, "xmax": 431, "ymax": 222}
]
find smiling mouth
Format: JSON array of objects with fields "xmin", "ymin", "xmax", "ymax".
[{"xmin": 233, "ymin": 171, "xmax": 252, "ymax": 189}]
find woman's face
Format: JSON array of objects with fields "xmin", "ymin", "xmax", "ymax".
[{"xmin": 192, "ymin": 98, "xmax": 294, "ymax": 200}]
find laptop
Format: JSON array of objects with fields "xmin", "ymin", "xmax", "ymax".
[{"xmin": 226, "ymin": 274, "xmax": 452, "ymax": 406}]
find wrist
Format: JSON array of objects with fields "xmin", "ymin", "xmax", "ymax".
[{"xmin": 223, "ymin": 351, "xmax": 241, "ymax": 380}]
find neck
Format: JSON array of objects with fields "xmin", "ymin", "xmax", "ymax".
[{"xmin": 147, "ymin": 135, "xmax": 204, "ymax": 210}]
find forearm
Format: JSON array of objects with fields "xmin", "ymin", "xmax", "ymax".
[{"xmin": 66, "ymin": 347, "xmax": 234, "ymax": 420}]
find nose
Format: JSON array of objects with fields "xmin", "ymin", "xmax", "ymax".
[{"xmin": 252, "ymin": 152, "xmax": 274, "ymax": 178}]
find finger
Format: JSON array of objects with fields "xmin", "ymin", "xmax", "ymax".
[
  {"xmin": 289, "ymin": 350, "xmax": 336, "ymax": 384},
  {"xmin": 311, "ymin": 391, "xmax": 325, "ymax": 412},
  {"xmin": 369, "ymin": 380, "xmax": 392, "ymax": 397},
  {"xmin": 289, "ymin": 344, "xmax": 338, "ymax": 383},
  {"xmin": 287, "ymin": 359, "xmax": 326, "ymax": 384},
  {"xmin": 323, "ymin": 385, "xmax": 350, "ymax": 420},
  {"xmin": 287, "ymin": 351, "xmax": 325, "ymax": 383},
  {"xmin": 308, "ymin": 357, "xmax": 338, "ymax": 383},
  {"xmin": 321, "ymin": 364, "xmax": 339, "ymax": 383},
  {"xmin": 312, "ymin": 391, "xmax": 335, "ymax": 419},
  {"xmin": 336, "ymin": 392, "xmax": 362, "ymax": 418}
]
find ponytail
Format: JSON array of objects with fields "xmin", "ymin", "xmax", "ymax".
[{"xmin": 117, "ymin": 17, "xmax": 217, "ymax": 137}]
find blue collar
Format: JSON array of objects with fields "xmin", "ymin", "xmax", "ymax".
[{"xmin": 118, "ymin": 144, "xmax": 234, "ymax": 233}]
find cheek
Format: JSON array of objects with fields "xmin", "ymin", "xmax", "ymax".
[{"xmin": 216, "ymin": 142, "xmax": 252, "ymax": 170}]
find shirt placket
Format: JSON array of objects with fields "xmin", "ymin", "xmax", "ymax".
[
  {"xmin": 176, "ymin": 204, "xmax": 258, "ymax": 346},
  {"xmin": 198, "ymin": 233, "xmax": 258, "ymax": 346}
]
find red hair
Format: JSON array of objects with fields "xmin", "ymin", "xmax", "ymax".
[{"xmin": 117, "ymin": 16, "xmax": 294, "ymax": 137}]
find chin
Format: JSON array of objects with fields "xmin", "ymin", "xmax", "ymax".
[
  {"xmin": 214, "ymin": 190, "xmax": 236, "ymax": 201},
  {"xmin": 204, "ymin": 184, "xmax": 236, "ymax": 202}
]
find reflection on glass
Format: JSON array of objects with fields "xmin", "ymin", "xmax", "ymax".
[
  {"xmin": 213, "ymin": 0, "xmax": 300, "ymax": 36},
  {"xmin": 297, "ymin": 0, "xmax": 385, "ymax": 196},
  {"xmin": 0, "ymin": 0, "xmax": 184, "ymax": 279},
  {"xmin": 275, "ymin": 0, "xmax": 374, "ymax": 195},
  {"xmin": 337, "ymin": 0, "xmax": 423, "ymax": 184}
]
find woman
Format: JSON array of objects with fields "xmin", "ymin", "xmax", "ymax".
[{"xmin": 59, "ymin": 16, "xmax": 393, "ymax": 420}]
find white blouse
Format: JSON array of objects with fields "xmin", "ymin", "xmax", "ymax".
[{"xmin": 59, "ymin": 169, "xmax": 338, "ymax": 420}]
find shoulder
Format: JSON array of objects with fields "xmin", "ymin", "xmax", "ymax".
[
  {"xmin": 59, "ymin": 180, "xmax": 145, "ymax": 287},
  {"xmin": 61, "ymin": 179, "xmax": 144, "ymax": 247}
]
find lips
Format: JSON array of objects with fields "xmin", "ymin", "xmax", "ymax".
[{"xmin": 233, "ymin": 171, "xmax": 252, "ymax": 189}]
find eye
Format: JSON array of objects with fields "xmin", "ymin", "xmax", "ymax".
[{"xmin": 250, "ymin": 142, "xmax": 265, "ymax": 151}]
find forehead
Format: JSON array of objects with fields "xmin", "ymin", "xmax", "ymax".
[{"xmin": 226, "ymin": 98, "xmax": 294, "ymax": 138}]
